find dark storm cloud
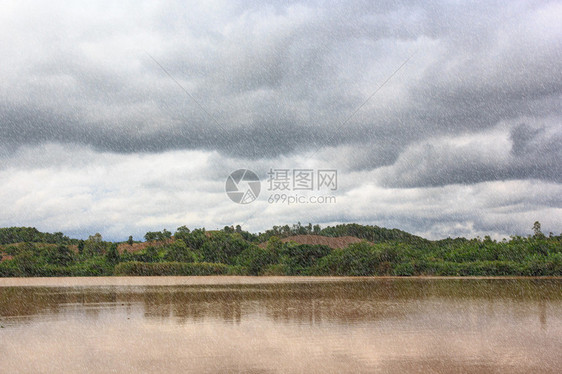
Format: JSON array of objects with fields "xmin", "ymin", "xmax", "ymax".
[
  {"xmin": 375, "ymin": 120, "xmax": 562, "ymax": 188},
  {"xmin": 0, "ymin": 0, "xmax": 560, "ymax": 187},
  {"xmin": 0, "ymin": 103, "xmax": 331, "ymax": 157}
]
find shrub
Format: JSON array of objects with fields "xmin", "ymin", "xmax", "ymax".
[
  {"xmin": 114, "ymin": 261, "xmax": 228, "ymax": 276},
  {"xmin": 311, "ymin": 242, "xmax": 379, "ymax": 276},
  {"xmin": 394, "ymin": 262, "xmax": 415, "ymax": 276},
  {"xmin": 262, "ymin": 263, "xmax": 293, "ymax": 276},
  {"xmin": 226, "ymin": 265, "xmax": 249, "ymax": 275},
  {"xmin": 235, "ymin": 246, "xmax": 276, "ymax": 275}
]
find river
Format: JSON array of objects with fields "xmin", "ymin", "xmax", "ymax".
[{"xmin": 1, "ymin": 276, "xmax": 561, "ymax": 373}]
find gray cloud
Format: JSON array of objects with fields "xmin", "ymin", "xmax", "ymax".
[
  {"xmin": 374, "ymin": 119, "xmax": 562, "ymax": 188},
  {"xmin": 1, "ymin": 1, "xmax": 559, "ymax": 163},
  {"xmin": 0, "ymin": 0, "xmax": 560, "ymax": 239}
]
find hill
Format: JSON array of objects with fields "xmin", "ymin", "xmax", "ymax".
[
  {"xmin": 117, "ymin": 239, "xmax": 173, "ymax": 254},
  {"xmin": 0, "ymin": 227, "xmax": 70, "ymax": 245},
  {"xmin": 259, "ymin": 235, "xmax": 365, "ymax": 249},
  {"xmin": 319, "ymin": 223, "xmax": 426, "ymax": 243}
]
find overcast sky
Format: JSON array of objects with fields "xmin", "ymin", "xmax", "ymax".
[{"xmin": 1, "ymin": 0, "xmax": 560, "ymax": 240}]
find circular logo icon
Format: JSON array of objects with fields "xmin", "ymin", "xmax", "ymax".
[{"xmin": 225, "ymin": 169, "xmax": 261, "ymax": 204}]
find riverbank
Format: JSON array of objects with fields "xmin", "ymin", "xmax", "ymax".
[{"xmin": 1, "ymin": 275, "xmax": 562, "ymax": 288}]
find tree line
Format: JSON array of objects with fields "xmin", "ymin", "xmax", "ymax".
[{"xmin": 0, "ymin": 222, "xmax": 560, "ymax": 277}]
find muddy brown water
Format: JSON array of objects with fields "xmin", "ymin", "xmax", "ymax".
[{"xmin": 1, "ymin": 276, "xmax": 561, "ymax": 373}]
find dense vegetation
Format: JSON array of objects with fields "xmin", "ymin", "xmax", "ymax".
[
  {"xmin": 252, "ymin": 222, "xmax": 423, "ymax": 243},
  {"xmin": 0, "ymin": 222, "xmax": 560, "ymax": 277},
  {"xmin": 0, "ymin": 227, "xmax": 73, "ymax": 245}
]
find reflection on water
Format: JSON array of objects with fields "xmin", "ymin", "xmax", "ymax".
[{"xmin": 1, "ymin": 277, "xmax": 561, "ymax": 373}]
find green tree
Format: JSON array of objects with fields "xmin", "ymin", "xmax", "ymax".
[
  {"xmin": 144, "ymin": 246, "xmax": 159, "ymax": 262},
  {"xmin": 279, "ymin": 243, "xmax": 332, "ymax": 270},
  {"xmin": 533, "ymin": 221, "xmax": 544, "ymax": 238},
  {"xmin": 128, "ymin": 236, "xmax": 134, "ymax": 246},
  {"xmin": 13, "ymin": 248, "xmax": 39, "ymax": 275},
  {"xmin": 174, "ymin": 226, "xmax": 191, "ymax": 242},
  {"xmin": 176, "ymin": 225, "xmax": 190, "ymax": 234},
  {"xmin": 144, "ymin": 231, "xmax": 158, "ymax": 242},
  {"xmin": 46, "ymin": 244, "xmax": 74, "ymax": 266},
  {"xmin": 121, "ymin": 249, "xmax": 133, "ymax": 262},
  {"xmin": 84, "ymin": 234, "xmax": 106, "ymax": 256},
  {"xmin": 105, "ymin": 243, "xmax": 120, "ymax": 265},
  {"xmin": 312, "ymin": 242, "xmax": 379, "ymax": 276},
  {"xmin": 161, "ymin": 229, "xmax": 172, "ymax": 240},
  {"xmin": 266, "ymin": 236, "xmax": 283, "ymax": 252},
  {"xmin": 77, "ymin": 240, "xmax": 85, "ymax": 254},
  {"xmin": 89, "ymin": 233, "xmax": 103, "ymax": 243},
  {"xmin": 185, "ymin": 228, "xmax": 207, "ymax": 250},
  {"xmin": 164, "ymin": 239, "xmax": 195, "ymax": 263},
  {"xmin": 236, "ymin": 246, "xmax": 276, "ymax": 275},
  {"xmin": 144, "ymin": 229, "xmax": 172, "ymax": 242},
  {"xmin": 201, "ymin": 232, "xmax": 248, "ymax": 264}
]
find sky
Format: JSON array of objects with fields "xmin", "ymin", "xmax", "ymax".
[{"xmin": 0, "ymin": 0, "xmax": 560, "ymax": 241}]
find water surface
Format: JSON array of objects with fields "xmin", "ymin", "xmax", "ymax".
[{"xmin": 1, "ymin": 277, "xmax": 561, "ymax": 373}]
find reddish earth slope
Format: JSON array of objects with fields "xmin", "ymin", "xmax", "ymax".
[{"xmin": 117, "ymin": 239, "xmax": 173, "ymax": 254}]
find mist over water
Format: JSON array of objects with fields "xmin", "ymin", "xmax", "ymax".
[{"xmin": 1, "ymin": 277, "xmax": 561, "ymax": 373}]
